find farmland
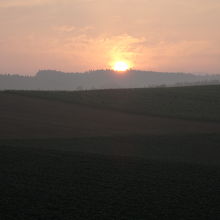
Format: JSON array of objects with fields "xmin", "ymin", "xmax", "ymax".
[
  {"xmin": 6, "ymin": 85, "xmax": 220, "ymax": 122},
  {"xmin": 0, "ymin": 85, "xmax": 220, "ymax": 219}
]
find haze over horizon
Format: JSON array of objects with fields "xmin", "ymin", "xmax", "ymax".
[
  {"xmin": 1, "ymin": 68, "xmax": 220, "ymax": 77},
  {"xmin": 1, "ymin": 0, "xmax": 220, "ymax": 75}
]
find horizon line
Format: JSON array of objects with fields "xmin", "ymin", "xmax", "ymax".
[{"xmin": 0, "ymin": 69, "xmax": 219, "ymax": 77}]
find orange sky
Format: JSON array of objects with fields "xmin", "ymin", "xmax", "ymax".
[{"xmin": 0, "ymin": 0, "xmax": 220, "ymax": 75}]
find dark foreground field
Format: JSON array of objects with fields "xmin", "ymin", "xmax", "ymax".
[
  {"xmin": 0, "ymin": 86, "xmax": 220, "ymax": 219},
  {"xmin": 1, "ymin": 139, "xmax": 220, "ymax": 220}
]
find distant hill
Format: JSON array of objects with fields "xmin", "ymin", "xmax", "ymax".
[{"xmin": 0, "ymin": 69, "xmax": 220, "ymax": 90}]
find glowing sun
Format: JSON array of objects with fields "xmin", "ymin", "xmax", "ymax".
[{"xmin": 113, "ymin": 61, "xmax": 130, "ymax": 72}]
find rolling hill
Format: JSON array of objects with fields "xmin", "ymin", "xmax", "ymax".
[
  {"xmin": 0, "ymin": 85, "xmax": 220, "ymax": 219},
  {"xmin": 0, "ymin": 69, "xmax": 220, "ymax": 90}
]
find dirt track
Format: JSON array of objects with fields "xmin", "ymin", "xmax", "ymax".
[{"xmin": 0, "ymin": 93, "xmax": 220, "ymax": 139}]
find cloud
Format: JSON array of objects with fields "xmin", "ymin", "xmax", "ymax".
[
  {"xmin": 53, "ymin": 25, "xmax": 76, "ymax": 33},
  {"xmin": 0, "ymin": 0, "xmax": 220, "ymax": 74},
  {"xmin": 53, "ymin": 25, "xmax": 94, "ymax": 34},
  {"xmin": 52, "ymin": 33, "xmax": 147, "ymax": 68},
  {"xmin": 1, "ymin": 27, "xmax": 220, "ymax": 74}
]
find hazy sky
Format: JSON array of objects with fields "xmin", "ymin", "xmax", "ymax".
[{"xmin": 0, "ymin": 0, "xmax": 220, "ymax": 75}]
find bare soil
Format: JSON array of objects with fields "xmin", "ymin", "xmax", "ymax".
[{"xmin": 0, "ymin": 93, "xmax": 220, "ymax": 139}]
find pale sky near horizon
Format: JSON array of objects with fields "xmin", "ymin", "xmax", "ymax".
[{"xmin": 0, "ymin": 0, "xmax": 220, "ymax": 75}]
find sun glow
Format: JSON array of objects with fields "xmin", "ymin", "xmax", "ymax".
[{"xmin": 113, "ymin": 61, "xmax": 130, "ymax": 72}]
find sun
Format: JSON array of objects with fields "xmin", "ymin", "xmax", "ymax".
[{"xmin": 113, "ymin": 61, "xmax": 130, "ymax": 72}]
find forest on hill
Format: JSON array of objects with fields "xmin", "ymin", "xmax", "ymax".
[{"xmin": 0, "ymin": 70, "xmax": 220, "ymax": 90}]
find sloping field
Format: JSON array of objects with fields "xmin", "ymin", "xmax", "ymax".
[
  {"xmin": 6, "ymin": 85, "xmax": 220, "ymax": 122},
  {"xmin": 0, "ymin": 87, "xmax": 220, "ymax": 219},
  {"xmin": 0, "ymin": 144, "xmax": 219, "ymax": 220},
  {"xmin": 0, "ymin": 93, "xmax": 220, "ymax": 139}
]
